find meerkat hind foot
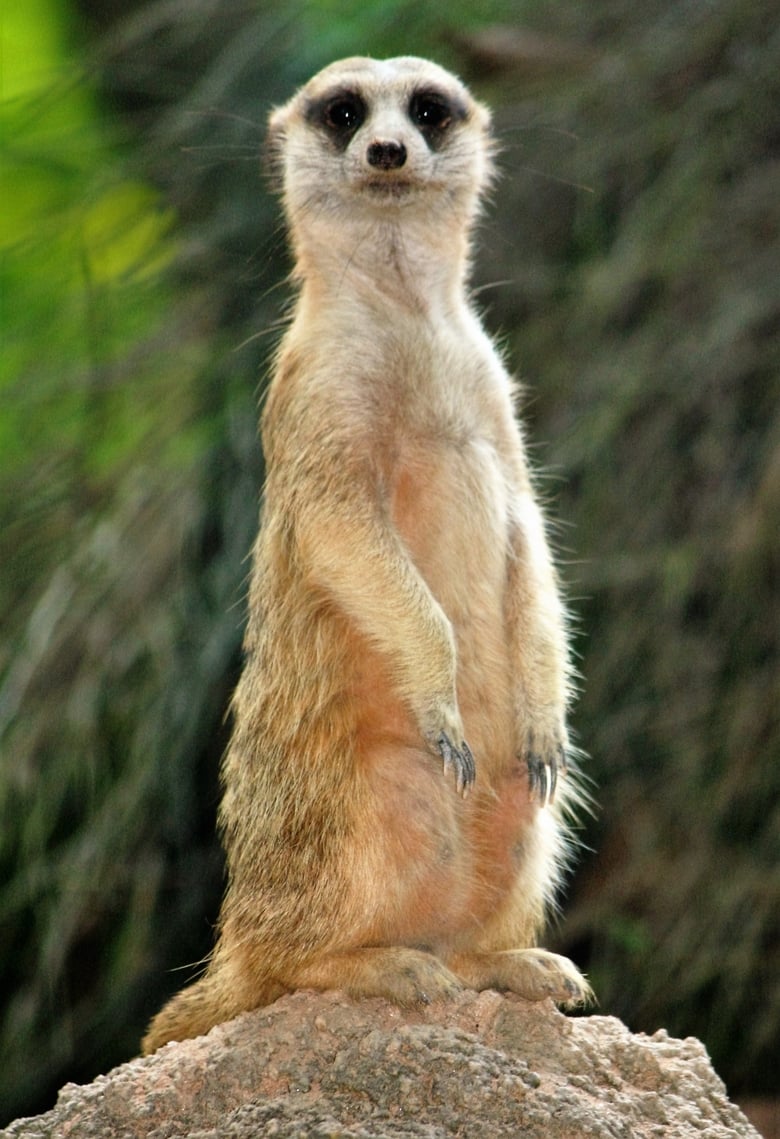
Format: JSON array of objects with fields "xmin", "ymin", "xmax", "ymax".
[
  {"xmin": 295, "ymin": 946, "xmax": 465, "ymax": 1006},
  {"xmin": 449, "ymin": 948, "xmax": 593, "ymax": 1008}
]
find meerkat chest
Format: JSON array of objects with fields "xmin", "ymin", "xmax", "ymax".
[
  {"xmin": 378, "ymin": 327, "xmax": 514, "ymax": 573},
  {"xmin": 389, "ymin": 430, "xmax": 508, "ymax": 576}
]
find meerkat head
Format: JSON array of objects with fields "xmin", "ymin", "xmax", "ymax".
[{"xmin": 268, "ymin": 56, "xmax": 494, "ymax": 254}]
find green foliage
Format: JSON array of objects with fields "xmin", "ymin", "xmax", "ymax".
[
  {"xmin": 298, "ymin": 0, "xmax": 509, "ymax": 67},
  {"xmin": 0, "ymin": 0, "xmax": 239, "ymax": 1116},
  {"xmin": 1, "ymin": 0, "xmax": 778, "ymax": 1122}
]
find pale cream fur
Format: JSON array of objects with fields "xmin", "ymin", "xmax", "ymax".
[{"xmin": 142, "ymin": 55, "xmax": 591, "ymax": 1055}]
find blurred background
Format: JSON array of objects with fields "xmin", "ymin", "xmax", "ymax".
[{"xmin": 1, "ymin": 0, "xmax": 778, "ymax": 1128}]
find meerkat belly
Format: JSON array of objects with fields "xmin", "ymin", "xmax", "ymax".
[
  {"xmin": 342, "ymin": 433, "xmax": 525, "ymax": 947},
  {"xmin": 352, "ymin": 737, "xmax": 533, "ymax": 949},
  {"xmin": 352, "ymin": 737, "xmax": 472, "ymax": 943}
]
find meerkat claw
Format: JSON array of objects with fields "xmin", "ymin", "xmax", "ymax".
[
  {"xmin": 437, "ymin": 732, "xmax": 476, "ymax": 796},
  {"xmin": 531, "ymin": 756, "xmax": 546, "ymax": 803},
  {"xmin": 459, "ymin": 739, "xmax": 476, "ymax": 793},
  {"xmin": 548, "ymin": 754, "xmax": 558, "ymax": 800},
  {"xmin": 527, "ymin": 754, "xmax": 555, "ymax": 805}
]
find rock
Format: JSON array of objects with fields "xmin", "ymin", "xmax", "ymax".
[{"xmin": 1, "ymin": 991, "xmax": 760, "ymax": 1138}]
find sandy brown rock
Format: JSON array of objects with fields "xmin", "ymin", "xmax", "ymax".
[{"xmin": 2, "ymin": 991, "xmax": 759, "ymax": 1138}]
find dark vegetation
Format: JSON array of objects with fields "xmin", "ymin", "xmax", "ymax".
[{"xmin": 1, "ymin": 0, "xmax": 777, "ymax": 1123}]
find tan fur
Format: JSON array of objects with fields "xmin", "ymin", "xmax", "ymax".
[{"xmin": 142, "ymin": 55, "xmax": 591, "ymax": 1055}]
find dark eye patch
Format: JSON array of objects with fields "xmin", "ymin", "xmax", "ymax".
[
  {"xmin": 305, "ymin": 89, "xmax": 366, "ymax": 149},
  {"xmin": 408, "ymin": 88, "xmax": 466, "ymax": 147}
]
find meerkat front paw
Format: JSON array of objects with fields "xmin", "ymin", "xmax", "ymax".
[
  {"xmin": 520, "ymin": 726, "xmax": 568, "ymax": 805},
  {"xmin": 435, "ymin": 731, "xmax": 476, "ymax": 796},
  {"xmin": 417, "ymin": 699, "xmax": 476, "ymax": 796}
]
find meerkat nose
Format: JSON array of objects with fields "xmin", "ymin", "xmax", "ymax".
[{"xmin": 367, "ymin": 140, "xmax": 408, "ymax": 170}]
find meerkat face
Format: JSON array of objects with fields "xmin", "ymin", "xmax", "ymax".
[{"xmin": 269, "ymin": 57, "xmax": 494, "ymax": 224}]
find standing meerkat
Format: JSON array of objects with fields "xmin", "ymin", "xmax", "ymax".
[{"xmin": 142, "ymin": 55, "xmax": 591, "ymax": 1055}]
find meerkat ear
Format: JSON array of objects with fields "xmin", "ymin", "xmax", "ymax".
[
  {"xmin": 265, "ymin": 102, "xmax": 291, "ymax": 180},
  {"xmin": 473, "ymin": 98, "xmax": 492, "ymax": 134},
  {"xmin": 267, "ymin": 103, "xmax": 289, "ymax": 153}
]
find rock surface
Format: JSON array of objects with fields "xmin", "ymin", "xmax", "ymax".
[{"xmin": 2, "ymin": 991, "xmax": 760, "ymax": 1138}]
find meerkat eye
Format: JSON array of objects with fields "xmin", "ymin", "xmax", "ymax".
[
  {"xmin": 322, "ymin": 93, "xmax": 366, "ymax": 134},
  {"xmin": 409, "ymin": 92, "xmax": 453, "ymax": 132}
]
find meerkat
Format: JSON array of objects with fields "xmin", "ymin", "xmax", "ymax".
[{"xmin": 142, "ymin": 55, "xmax": 591, "ymax": 1055}]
